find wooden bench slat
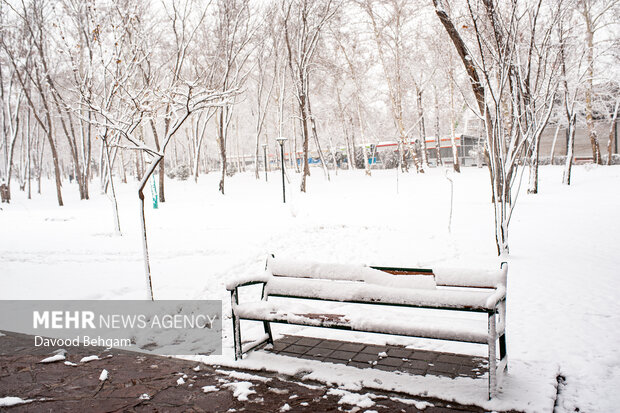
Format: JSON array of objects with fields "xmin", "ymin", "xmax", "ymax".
[
  {"xmin": 234, "ymin": 301, "xmax": 491, "ymax": 344},
  {"xmin": 265, "ymin": 277, "xmax": 505, "ymax": 311}
]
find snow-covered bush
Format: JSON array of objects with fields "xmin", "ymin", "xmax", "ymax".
[
  {"xmin": 167, "ymin": 165, "xmax": 191, "ymax": 180},
  {"xmin": 379, "ymin": 150, "xmax": 399, "ymax": 169},
  {"xmin": 354, "ymin": 147, "xmax": 366, "ymax": 169},
  {"xmin": 226, "ymin": 164, "xmax": 237, "ymax": 177}
]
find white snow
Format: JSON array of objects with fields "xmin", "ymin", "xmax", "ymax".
[
  {"xmin": 79, "ymin": 355, "xmax": 100, "ymax": 363},
  {"xmin": 202, "ymin": 385, "xmax": 218, "ymax": 393},
  {"xmin": 39, "ymin": 354, "xmax": 66, "ymax": 363},
  {"xmin": 139, "ymin": 393, "xmax": 150, "ymax": 400},
  {"xmin": 279, "ymin": 402, "xmax": 291, "ymax": 411},
  {"xmin": 215, "ymin": 369, "xmax": 272, "ymax": 383},
  {"xmin": 433, "ymin": 265, "xmax": 507, "ymax": 288},
  {"xmin": 99, "ymin": 369, "xmax": 109, "ymax": 381},
  {"xmin": 176, "ymin": 376, "xmax": 185, "ymax": 385},
  {"xmin": 201, "ymin": 350, "xmax": 558, "ymax": 412},
  {"xmin": 226, "ymin": 270, "xmax": 271, "ymax": 291},
  {"xmin": 223, "ymin": 381, "xmax": 256, "ymax": 401},
  {"xmin": 269, "ymin": 258, "xmax": 437, "ymax": 289},
  {"xmin": 327, "ymin": 388, "xmax": 375, "ymax": 408},
  {"xmin": 391, "ymin": 396, "xmax": 433, "ymax": 409},
  {"xmin": 64, "ymin": 361, "xmax": 78, "ymax": 366},
  {"xmin": 1, "ymin": 166, "xmax": 619, "ymax": 412},
  {"xmin": 0, "ymin": 396, "xmax": 32, "ymax": 407},
  {"xmin": 262, "ymin": 276, "xmax": 502, "ymax": 309}
]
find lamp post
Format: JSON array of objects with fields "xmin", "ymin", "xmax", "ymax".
[
  {"xmin": 261, "ymin": 143, "xmax": 268, "ymax": 182},
  {"xmin": 276, "ymin": 137, "xmax": 288, "ymax": 203}
]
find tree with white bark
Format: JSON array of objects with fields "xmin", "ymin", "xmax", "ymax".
[{"xmin": 433, "ymin": 0, "xmax": 565, "ymax": 255}]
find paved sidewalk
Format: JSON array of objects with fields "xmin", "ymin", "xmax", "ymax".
[
  {"xmin": 266, "ymin": 335, "xmax": 488, "ymax": 380},
  {"xmin": 0, "ymin": 330, "xmax": 503, "ymax": 412}
]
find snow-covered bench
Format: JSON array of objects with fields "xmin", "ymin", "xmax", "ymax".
[{"xmin": 227, "ymin": 256, "xmax": 508, "ymax": 399}]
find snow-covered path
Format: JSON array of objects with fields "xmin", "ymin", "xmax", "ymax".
[{"xmin": 1, "ymin": 165, "xmax": 619, "ymax": 411}]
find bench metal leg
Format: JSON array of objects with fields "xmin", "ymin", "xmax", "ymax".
[
  {"xmin": 499, "ymin": 333, "xmax": 507, "ymax": 372},
  {"xmin": 498, "ymin": 299, "xmax": 508, "ymax": 372},
  {"xmin": 260, "ymin": 284, "xmax": 273, "ymax": 345},
  {"xmin": 263, "ymin": 321, "xmax": 273, "ymax": 344},
  {"xmin": 231, "ymin": 290, "xmax": 242, "ymax": 361},
  {"xmin": 488, "ymin": 311, "xmax": 497, "ymax": 400}
]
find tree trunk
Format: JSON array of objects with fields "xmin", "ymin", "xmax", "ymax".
[
  {"xmin": 563, "ymin": 114, "xmax": 576, "ymax": 185},
  {"xmin": 103, "ymin": 139, "xmax": 121, "ymax": 235},
  {"xmin": 217, "ymin": 107, "xmax": 227, "ymax": 194},
  {"xmin": 291, "ymin": 102, "xmax": 300, "ymax": 173},
  {"xmin": 527, "ymin": 133, "xmax": 541, "ymax": 194},
  {"xmin": 549, "ymin": 123, "xmax": 561, "ymax": 165},
  {"xmin": 434, "ymin": 86, "xmax": 442, "ymax": 166},
  {"xmin": 606, "ymin": 100, "xmax": 619, "ymax": 165},
  {"xmin": 299, "ymin": 89, "xmax": 311, "ymax": 193},
  {"xmin": 149, "ymin": 119, "xmax": 166, "ymax": 202},
  {"xmin": 120, "ymin": 150, "xmax": 127, "ymax": 183},
  {"xmin": 47, "ymin": 129, "xmax": 64, "ymax": 206},
  {"xmin": 26, "ymin": 110, "xmax": 31, "ymax": 199},
  {"xmin": 336, "ymin": 89, "xmax": 354, "ymax": 170},
  {"xmin": 159, "ymin": 158, "xmax": 165, "ymax": 202},
  {"xmin": 449, "ymin": 77, "xmax": 460, "ymax": 173},
  {"xmin": 307, "ymin": 95, "xmax": 329, "ymax": 181},
  {"xmin": 416, "ymin": 87, "xmax": 429, "ymax": 169},
  {"xmin": 584, "ymin": 13, "xmax": 602, "ymax": 164}
]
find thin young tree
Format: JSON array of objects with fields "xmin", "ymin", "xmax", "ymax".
[{"xmin": 433, "ymin": 0, "xmax": 562, "ymax": 255}]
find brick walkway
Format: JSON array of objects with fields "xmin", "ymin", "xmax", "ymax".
[
  {"xmin": 0, "ymin": 330, "xmax": 500, "ymax": 412},
  {"xmin": 266, "ymin": 335, "xmax": 487, "ymax": 380}
]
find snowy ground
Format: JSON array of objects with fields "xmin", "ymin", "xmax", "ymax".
[{"xmin": 1, "ymin": 165, "xmax": 619, "ymax": 412}]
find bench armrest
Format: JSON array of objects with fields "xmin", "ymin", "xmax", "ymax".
[
  {"xmin": 485, "ymin": 285, "xmax": 507, "ymax": 309},
  {"xmin": 226, "ymin": 280, "xmax": 268, "ymax": 291},
  {"xmin": 225, "ymin": 271, "xmax": 271, "ymax": 291}
]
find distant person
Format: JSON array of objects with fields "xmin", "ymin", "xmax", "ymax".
[{"xmin": 0, "ymin": 180, "xmax": 9, "ymax": 203}]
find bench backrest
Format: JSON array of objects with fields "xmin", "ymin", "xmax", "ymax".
[
  {"xmin": 370, "ymin": 265, "xmax": 507, "ymax": 289},
  {"xmin": 268, "ymin": 258, "xmax": 437, "ymax": 290},
  {"xmin": 262, "ymin": 257, "xmax": 507, "ymax": 311},
  {"xmin": 268, "ymin": 257, "xmax": 507, "ymax": 289}
]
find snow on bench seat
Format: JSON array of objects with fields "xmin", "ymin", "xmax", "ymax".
[{"xmin": 234, "ymin": 301, "xmax": 491, "ymax": 344}]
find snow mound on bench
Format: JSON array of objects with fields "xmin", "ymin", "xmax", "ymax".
[
  {"xmin": 225, "ymin": 270, "xmax": 271, "ymax": 291},
  {"xmin": 270, "ymin": 259, "xmax": 437, "ymax": 290},
  {"xmin": 433, "ymin": 265, "xmax": 507, "ymax": 288}
]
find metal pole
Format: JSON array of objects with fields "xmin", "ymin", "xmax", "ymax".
[
  {"xmin": 280, "ymin": 143, "xmax": 286, "ymax": 203},
  {"xmin": 262, "ymin": 144, "xmax": 268, "ymax": 182}
]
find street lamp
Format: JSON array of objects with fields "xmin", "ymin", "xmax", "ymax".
[
  {"xmin": 261, "ymin": 143, "xmax": 268, "ymax": 182},
  {"xmin": 276, "ymin": 137, "xmax": 288, "ymax": 203}
]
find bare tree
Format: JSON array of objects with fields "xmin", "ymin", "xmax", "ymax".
[
  {"xmin": 1, "ymin": 0, "xmax": 64, "ymax": 206},
  {"xmin": 283, "ymin": 0, "xmax": 339, "ymax": 192},
  {"xmin": 0, "ymin": 70, "xmax": 23, "ymax": 201},
  {"xmin": 209, "ymin": 0, "xmax": 255, "ymax": 195},
  {"xmin": 251, "ymin": 10, "xmax": 278, "ymax": 179},
  {"xmin": 434, "ymin": 0, "xmax": 562, "ymax": 255},
  {"xmin": 605, "ymin": 99, "xmax": 619, "ymax": 164},
  {"xmin": 557, "ymin": 4, "xmax": 588, "ymax": 185},
  {"xmin": 189, "ymin": 110, "xmax": 214, "ymax": 182},
  {"xmin": 361, "ymin": 0, "xmax": 424, "ymax": 173},
  {"xmin": 330, "ymin": 20, "xmax": 372, "ymax": 175},
  {"xmin": 579, "ymin": 0, "xmax": 619, "ymax": 164}
]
